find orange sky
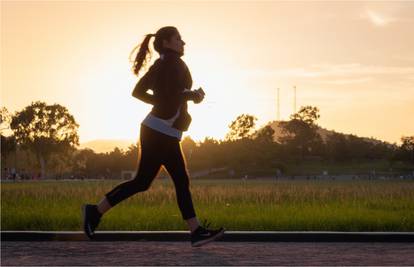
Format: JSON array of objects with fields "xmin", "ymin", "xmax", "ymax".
[{"xmin": 1, "ymin": 1, "xmax": 414, "ymax": 145}]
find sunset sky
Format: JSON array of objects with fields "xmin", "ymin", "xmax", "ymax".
[{"xmin": 2, "ymin": 1, "xmax": 414, "ymax": 145}]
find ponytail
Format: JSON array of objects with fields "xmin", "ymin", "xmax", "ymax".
[
  {"xmin": 129, "ymin": 33, "xmax": 155, "ymax": 76},
  {"xmin": 129, "ymin": 27, "xmax": 179, "ymax": 76}
]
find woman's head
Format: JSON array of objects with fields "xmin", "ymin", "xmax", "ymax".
[
  {"xmin": 130, "ymin": 26, "xmax": 186, "ymax": 76},
  {"xmin": 154, "ymin": 26, "xmax": 185, "ymax": 55}
]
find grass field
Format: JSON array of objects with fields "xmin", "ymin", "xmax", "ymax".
[{"xmin": 1, "ymin": 179, "xmax": 414, "ymax": 231}]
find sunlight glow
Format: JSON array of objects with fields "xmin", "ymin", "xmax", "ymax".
[
  {"xmin": 366, "ymin": 10, "xmax": 391, "ymax": 26},
  {"xmin": 2, "ymin": 1, "xmax": 414, "ymax": 146}
]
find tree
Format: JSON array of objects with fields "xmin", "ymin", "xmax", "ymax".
[
  {"xmin": 10, "ymin": 101, "xmax": 79, "ymax": 178},
  {"xmin": 1, "ymin": 135, "xmax": 16, "ymax": 168},
  {"xmin": 254, "ymin": 125, "xmax": 275, "ymax": 144},
  {"xmin": 181, "ymin": 136, "xmax": 197, "ymax": 160},
  {"xmin": 280, "ymin": 106, "xmax": 322, "ymax": 160},
  {"xmin": 105, "ymin": 147, "xmax": 127, "ymax": 177},
  {"xmin": 325, "ymin": 132, "xmax": 350, "ymax": 162},
  {"xmin": 401, "ymin": 136, "xmax": 414, "ymax": 162},
  {"xmin": 290, "ymin": 105, "xmax": 320, "ymax": 125},
  {"xmin": 191, "ymin": 137, "xmax": 222, "ymax": 170},
  {"xmin": 225, "ymin": 114, "xmax": 257, "ymax": 141},
  {"xmin": 73, "ymin": 148, "xmax": 97, "ymax": 178},
  {"xmin": 124, "ymin": 143, "xmax": 140, "ymax": 170},
  {"xmin": 0, "ymin": 107, "xmax": 12, "ymax": 134},
  {"xmin": 1, "ymin": 107, "xmax": 16, "ymax": 167}
]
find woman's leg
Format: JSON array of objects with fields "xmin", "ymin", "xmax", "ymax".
[
  {"xmin": 101, "ymin": 150, "xmax": 162, "ymax": 213},
  {"xmin": 97, "ymin": 197, "xmax": 112, "ymax": 214},
  {"xmin": 98, "ymin": 126, "xmax": 163, "ymax": 215},
  {"xmin": 186, "ymin": 217, "xmax": 201, "ymax": 233},
  {"xmin": 163, "ymin": 140, "xmax": 199, "ymax": 232}
]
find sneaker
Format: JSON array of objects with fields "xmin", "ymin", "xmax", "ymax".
[
  {"xmin": 191, "ymin": 220, "xmax": 225, "ymax": 247},
  {"xmin": 82, "ymin": 204, "xmax": 102, "ymax": 239}
]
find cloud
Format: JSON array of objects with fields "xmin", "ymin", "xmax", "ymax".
[
  {"xmin": 243, "ymin": 64, "xmax": 414, "ymax": 79},
  {"xmin": 308, "ymin": 64, "xmax": 414, "ymax": 77},
  {"xmin": 316, "ymin": 77, "xmax": 373, "ymax": 85},
  {"xmin": 365, "ymin": 10, "xmax": 395, "ymax": 26},
  {"xmin": 359, "ymin": 3, "xmax": 414, "ymax": 27}
]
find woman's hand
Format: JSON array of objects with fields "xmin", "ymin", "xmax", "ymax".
[{"xmin": 192, "ymin": 87, "xmax": 205, "ymax": 104}]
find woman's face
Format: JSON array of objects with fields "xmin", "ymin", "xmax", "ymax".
[{"xmin": 163, "ymin": 32, "xmax": 185, "ymax": 55}]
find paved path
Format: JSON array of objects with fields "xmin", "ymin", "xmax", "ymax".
[
  {"xmin": 2, "ymin": 241, "xmax": 414, "ymax": 266},
  {"xmin": 3, "ymin": 231, "xmax": 414, "ymax": 242}
]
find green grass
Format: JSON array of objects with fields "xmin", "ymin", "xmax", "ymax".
[{"xmin": 1, "ymin": 179, "xmax": 414, "ymax": 231}]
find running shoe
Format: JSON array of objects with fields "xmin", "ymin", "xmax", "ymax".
[
  {"xmin": 191, "ymin": 220, "xmax": 225, "ymax": 247},
  {"xmin": 82, "ymin": 204, "xmax": 102, "ymax": 239}
]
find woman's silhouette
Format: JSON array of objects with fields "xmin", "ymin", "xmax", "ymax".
[{"xmin": 82, "ymin": 26, "xmax": 225, "ymax": 247}]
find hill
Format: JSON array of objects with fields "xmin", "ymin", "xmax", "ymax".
[{"xmin": 265, "ymin": 120, "xmax": 390, "ymax": 145}]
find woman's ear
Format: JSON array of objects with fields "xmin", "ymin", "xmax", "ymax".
[{"xmin": 162, "ymin": 39, "xmax": 169, "ymax": 49}]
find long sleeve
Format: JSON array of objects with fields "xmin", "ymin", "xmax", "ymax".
[
  {"xmin": 157, "ymin": 58, "xmax": 194, "ymax": 103},
  {"xmin": 132, "ymin": 65, "xmax": 157, "ymax": 105},
  {"xmin": 138, "ymin": 51, "xmax": 194, "ymax": 131},
  {"xmin": 181, "ymin": 89, "xmax": 197, "ymax": 102}
]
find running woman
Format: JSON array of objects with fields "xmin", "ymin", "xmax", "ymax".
[{"xmin": 82, "ymin": 26, "xmax": 225, "ymax": 247}]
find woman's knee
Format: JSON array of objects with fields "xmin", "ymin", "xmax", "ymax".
[{"xmin": 130, "ymin": 177, "xmax": 152, "ymax": 192}]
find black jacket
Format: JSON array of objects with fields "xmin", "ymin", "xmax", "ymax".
[{"xmin": 132, "ymin": 48, "xmax": 196, "ymax": 131}]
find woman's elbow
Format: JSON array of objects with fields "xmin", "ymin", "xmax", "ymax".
[
  {"xmin": 132, "ymin": 85, "xmax": 144, "ymax": 99},
  {"xmin": 132, "ymin": 90, "xmax": 140, "ymax": 99}
]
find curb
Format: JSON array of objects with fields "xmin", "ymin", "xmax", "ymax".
[{"xmin": 2, "ymin": 231, "xmax": 414, "ymax": 242}]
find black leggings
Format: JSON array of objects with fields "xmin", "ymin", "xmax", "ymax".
[{"xmin": 104, "ymin": 124, "xmax": 196, "ymax": 220}]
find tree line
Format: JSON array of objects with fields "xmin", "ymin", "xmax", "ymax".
[{"xmin": 1, "ymin": 102, "xmax": 413, "ymax": 180}]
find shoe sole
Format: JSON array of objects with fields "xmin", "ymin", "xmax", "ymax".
[
  {"xmin": 82, "ymin": 204, "xmax": 94, "ymax": 240},
  {"xmin": 191, "ymin": 228, "xmax": 225, "ymax": 247}
]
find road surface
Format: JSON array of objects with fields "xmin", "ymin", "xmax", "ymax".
[{"xmin": 2, "ymin": 241, "xmax": 414, "ymax": 266}]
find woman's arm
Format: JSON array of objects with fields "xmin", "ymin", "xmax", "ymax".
[
  {"xmin": 160, "ymin": 60, "xmax": 202, "ymax": 103},
  {"xmin": 181, "ymin": 90, "xmax": 199, "ymax": 102},
  {"xmin": 181, "ymin": 89, "xmax": 204, "ymax": 103},
  {"xmin": 131, "ymin": 66, "xmax": 156, "ymax": 105}
]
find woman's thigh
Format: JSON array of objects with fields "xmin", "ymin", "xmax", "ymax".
[{"xmin": 162, "ymin": 141, "xmax": 190, "ymax": 186}]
